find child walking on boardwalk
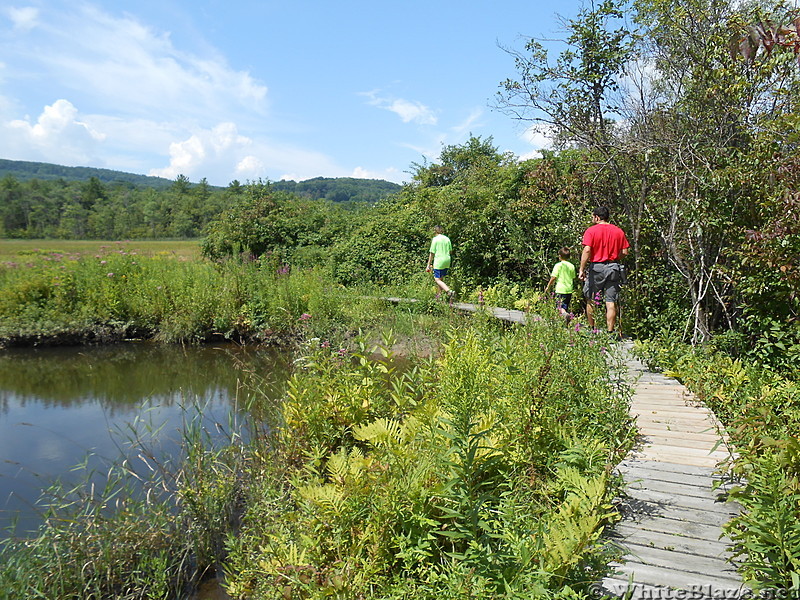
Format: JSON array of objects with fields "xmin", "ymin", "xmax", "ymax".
[
  {"xmin": 544, "ymin": 247, "xmax": 576, "ymax": 318},
  {"xmin": 425, "ymin": 225, "xmax": 454, "ymax": 299}
]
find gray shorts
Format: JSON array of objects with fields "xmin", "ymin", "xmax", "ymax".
[{"xmin": 583, "ymin": 262, "xmax": 625, "ymax": 303}]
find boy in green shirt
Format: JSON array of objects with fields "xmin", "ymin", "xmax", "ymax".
[
  {"xmin": 425, "ymin": 225, "xmax": 454, "ymax": 298},
  {"xmin": 545, "ymin": 247, "xmax": 576, "ymax": 318}
]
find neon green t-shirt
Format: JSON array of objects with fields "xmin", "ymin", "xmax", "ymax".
[
  {"xmin": 429, "ymin": 234, "xmax": 452, "ymax": 269},
  {"xmin": 551, "ymin": 260, "xmax": 576, "ymax": 294}
]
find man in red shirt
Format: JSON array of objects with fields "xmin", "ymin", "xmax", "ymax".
[{"xmin": 578, "ymin": 206, "xmax": 630, "ymax": 334}]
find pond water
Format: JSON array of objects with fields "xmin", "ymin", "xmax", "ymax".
[{"xmin": 0, "ymin": 342, "xmax": 291, "ymax": 537}]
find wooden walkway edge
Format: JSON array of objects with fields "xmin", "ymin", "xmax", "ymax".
[{"xmin": 600, "ymin": 341, "xmax": 746, "ymax": 599}]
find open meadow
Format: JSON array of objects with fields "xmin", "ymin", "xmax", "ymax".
[{"xmin": 0, "ymin": 239, "xmax": 202, "ymax": 262}]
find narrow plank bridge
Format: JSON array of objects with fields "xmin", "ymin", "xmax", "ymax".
[{"xmin": 384, "ymin": 297, "xmax": 747, "ymax": 598}]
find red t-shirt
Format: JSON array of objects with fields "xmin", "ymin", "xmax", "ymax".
[{"xmin": 582, "ymin": 223, "xmax": 630, "ymax": 263}]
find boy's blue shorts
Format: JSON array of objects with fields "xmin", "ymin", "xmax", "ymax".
[
  {"xmin": 433, "ymin": 268, "xmax": 448, "ymax": 279},
  {"xmin": 555, "ymin": 293, "xmax": 571, "ymax": 312}
]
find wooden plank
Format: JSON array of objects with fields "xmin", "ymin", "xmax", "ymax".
[
  {"xmin": 633, "ymin": 415, "xmax": 727, "ymax": 429},
  {"xmin": 636, "ymin": 425, "xmax": 721, "ymax": 438},
  {"xmin": 622, "ymin": 483, "xmax": 740, "ymax": 518},
  {"xmin": 619, "ymin": 463, "xmax": 731, "ymax": 489},
  {"xmin": 611, "ymin": 525, "xmax": 731, "ymax": 558},
  {"xmin": 616, "ymin": 513, "xmax": 734, "ymax": 541},
  {"xmin": 635, "ymin": 434, "xmax": 727, "ymax": 451},
  {"xmin": 610, "ymin": 555, "xmax": 742, "ymax": 588},
  {"xmin": 625, "ymin": 478, "xmax": 730, "ymax": 503},
  {"xmin": 629, "ymin": 451, "xmax": 728, "ymax": 469},
  {"xmin": 629, "ymin": 442, "xmax": 730, "ymax": 459},
  {"xmin": 620, "ymin": 459, "xmax": 723, "ymax": 477}
]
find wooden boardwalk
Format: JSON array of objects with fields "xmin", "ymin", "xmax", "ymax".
[{"xmin": 601, "ymin": 342, "xmax": 746, "ymax": 599}]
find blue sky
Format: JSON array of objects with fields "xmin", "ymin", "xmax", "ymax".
[{"xmin": 0, "ymin": 1, "xmax": 580, "ymax": 186}]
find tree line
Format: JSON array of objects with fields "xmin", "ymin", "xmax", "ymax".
[{"xmin": 0, "ymin": 173, "xmax": 400, "ymax": 240}]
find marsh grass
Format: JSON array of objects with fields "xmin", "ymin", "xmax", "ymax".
[{"xmin": 0, "ymin": 239, "xmax": 202, "ymax": 262}]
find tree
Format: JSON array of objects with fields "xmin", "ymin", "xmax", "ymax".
[{"xmin": 496, "ymin": 0, "xmax": 799, "ymax": 345}]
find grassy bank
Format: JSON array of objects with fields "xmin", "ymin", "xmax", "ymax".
[{"xmin": 0, "ymin": 241, "xmax": 450, "ymax": 348}]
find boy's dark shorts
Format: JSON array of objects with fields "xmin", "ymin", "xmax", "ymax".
[
  {"xmin": 555, "ymin": 293, "xmax": 572, "ymax": 312},
  {"xmin": 583, "ymin": 262, "xmax": 624, "ymax": 303},
  {"xmin": 433, "ymin": 268, "xmax": 448, "ymax": 279}
]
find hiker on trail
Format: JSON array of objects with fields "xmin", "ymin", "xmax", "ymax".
[
  {"xmin": 425, "ymin": 225, "xmax": 454, "ymax": 299},
  {"xmin": 578, "ymin": 206, "xmax": 630, "ymax": 334},
  {"xmin": 545, "ymin": 246, "xmax": 576, "ymax": 319}
]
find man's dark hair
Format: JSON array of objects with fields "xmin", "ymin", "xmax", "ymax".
[{"xmin": 593, "ymin": 206, "xmax": 610, "ymax": 221}]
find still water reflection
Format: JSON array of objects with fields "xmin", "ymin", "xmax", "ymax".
[{"xmin": 0, "ymin": 342, "xmax": 290, "ymax": 536}]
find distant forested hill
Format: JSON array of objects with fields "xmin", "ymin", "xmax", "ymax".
[
  {"xmin": 0, "ymin": 159, "xmax": 175, "ymax": 189},
  {"xmin": 0, "ymin": 159, "xmax": 403, "ymax": 239},
  {"xmin": 0, "ymin": 159, "xmax": 402, "ymax": 201}
]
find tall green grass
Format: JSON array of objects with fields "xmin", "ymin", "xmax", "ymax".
[{"xmin": 0, "ymin": 249, "xmax": 446, "ymax": 346}]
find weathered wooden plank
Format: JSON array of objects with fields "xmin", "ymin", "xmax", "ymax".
[
  {"xmin": 633, "ymin": 415, "xmax": 718, "ymax": 426},
  {"xmin": 622, "ymin": 481, "xmax": 739, "ymax": 517},
  {"xmin": 624, "ymin": 479, "xmax": 729, "ymax": 504},
  {"xmin": 609, "ymin": 556, "xmax": 742, "ymax": 588},
  {"xmin": 611, "ymin": 525, "xmax": 731, "ymax": 558},
  {"xmin": 635, "ymin": 424, "xmax": 721, "ymax": 437},
  {"xmin": 620, "ymin": 459, "xmax": 723, "ymax": 477},
  {"xmin": 629, "ymin": 442, "xmax": 730, "ymax": 459},
  {"xmin": 619, "ymin": 463, "xmax": 733, "ymax": 489},
  {"xmin": 618, "ymin": 502, "xmax": 737, "ymax": 529},
  {"xmin": 616, "ymin": 513, "xmax": 733, "ymax": 540},
  {"xmin": 629, "ymin": 451, "xmax": 728, "ymax": 469}
]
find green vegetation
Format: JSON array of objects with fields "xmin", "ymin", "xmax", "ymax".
[
  {"xmin": 0, "ymin": 157, "xmax": 175, "ymax": 188},
  {"xmin": 222, "ymin": 323, "xmax": 633, "ymax": 599},
  {"xmin": 2, "ymin": 0, "xmax": 800, "ymax": 594},
  {"xmin": 0, "ymin": 244, "xmax": 436, "ymax": 347}
]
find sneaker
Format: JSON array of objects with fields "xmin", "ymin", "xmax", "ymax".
[{"xmin": 447, "ymin": 290, "xmax": 456, "ymax": 299}]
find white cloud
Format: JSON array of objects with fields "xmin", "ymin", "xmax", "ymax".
[
  {"xmin": 387, "ymin": 99, "xmax": 437, "ymax": 125},
  {"xmin": 150, "ymin": 122, "xmax": 247, "ymax": 180},
  {"xmin": 150, "ymin": 122, "xmax": 344, "ymax": 185},
  {"xmin": 351, "ymin": 166, "xmax": 404, "ymax": 183},
  {"xmin": 452, "ymin": 108, "xmax": 483, "ymax": 135},
  {"xmin": 235, "ymin": 155, "xmax": 264, "ymax": 177},
  {"xmin": 363, "ymin": 91, "xmax": 437, "ymax": 125},
  {"xmin": 6, "ymin": 5, "xmax": 267, "ymax": 125},
  {"xmin": 6, "ymin": 6, "xmax": 39, "ymax": 31},
  {"xmin": 3, "ymin": 99, "xmax": 105, "ymax": 165},
  {"xmin": 517, "ymin": 124, "xmax": 554, "ymax": 159}
]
